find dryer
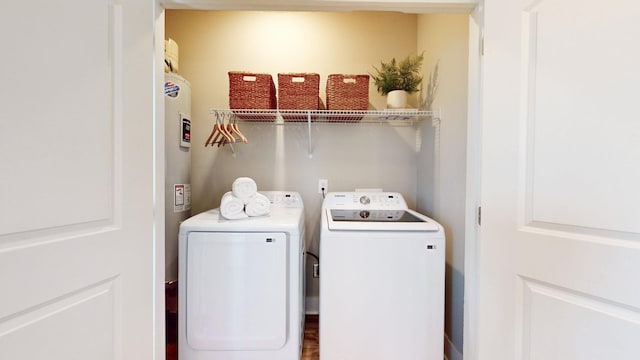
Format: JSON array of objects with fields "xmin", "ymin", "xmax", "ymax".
[
  {"xmin": 179, "ymin": 191, "xmax": 305, "ymax": 360},
  {"xmin": 319, "ymin": 192, "xmax": 445, "ymax": 360}
]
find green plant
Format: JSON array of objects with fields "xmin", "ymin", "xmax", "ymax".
[{"xmin": 370, "ymin": 52, "xmax": 424, "ymax": 95}]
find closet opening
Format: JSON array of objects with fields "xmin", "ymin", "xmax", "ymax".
[{"xmin": 157, "ymin": 3, "xmax": 480, "ymax": 360}]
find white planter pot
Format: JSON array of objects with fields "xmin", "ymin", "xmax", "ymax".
[{"xmin": 386, "ymin": 90, "xmax": 408, "ymax": 109}]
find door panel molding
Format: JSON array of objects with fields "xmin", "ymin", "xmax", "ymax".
[
  {"xmin": 1, "ymin": 1, "xmax": 124, "ymax": 247},
  {"xmin": 519, "ymin": 277, "xmax": 640, "ymax": 359},
  {"xmin": 0, "ymin": 279, "xmax": 117, "ymax": 359},
  {"xmin": 519, "ymin": 0, "xmax": 640, "ymax": 235},
  {"xmin": 520, "ymin": 222, "xmax": 640, "ymax": 246},
  {"xmin": 1, "ymin": 0, "xmax": 126, "ymax": 239}
]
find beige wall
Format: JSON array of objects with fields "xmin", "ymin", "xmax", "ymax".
[
  {"xmin": 166, "ymin": 10, "xmax": 423, "ymax": 304},
  {"xmin": 167, "ymin": 10, "xmax": 417, "ymax": 111},
  {"xmin": 166, "ymin": 10, "xmax": 468, "ymax": 357}
]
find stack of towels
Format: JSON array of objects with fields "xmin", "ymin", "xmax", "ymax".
[{"xmin": 220, "ymin": 177, "xmax": 271, "ymax": 220}]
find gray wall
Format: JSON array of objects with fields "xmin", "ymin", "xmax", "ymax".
[{"xmin": 417, "ymin": 13, "xmax": 469, "ymax": 359}]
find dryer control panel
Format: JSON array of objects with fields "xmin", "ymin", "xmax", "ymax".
[{"xmin": 260, "ymin": 191, "xmax": 303, "ymax": 208}]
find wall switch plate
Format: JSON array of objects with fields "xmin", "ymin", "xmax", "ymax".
[{"xmin": 318, "ymin": 179, "xmax": 328, "ymax": 194}]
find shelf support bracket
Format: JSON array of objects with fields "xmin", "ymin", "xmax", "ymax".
[{"xmin": 307, "ymin": 110, "xmax": 313, "ymax": 158}]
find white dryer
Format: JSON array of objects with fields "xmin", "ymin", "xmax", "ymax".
[
  {"xmin": 319, "ymin": 192, "xmax": 445, "ymax": 360},
  {"xmin": 179, "ymin": 191, "xmax": 305, "ymax": 360}
]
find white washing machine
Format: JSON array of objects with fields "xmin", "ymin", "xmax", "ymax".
[
  {"xmin": 319, "ymin": 192, "xmax": 445, "ymax": 360},
  {"xmin": 179, "ymin": 191, "xmax": 305, "ymax": 360}
]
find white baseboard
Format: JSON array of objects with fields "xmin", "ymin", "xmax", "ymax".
[
  {"xmin": 305, "ymin": 296, "xmax": 319, "ymax": 314},
  {"xmin": 445, "ymin": 333, "xmax": 463, "ymax": 360}
]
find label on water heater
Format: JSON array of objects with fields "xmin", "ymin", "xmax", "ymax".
[
  {"xmin": 180, "ymin": 114, "xmax": 191, "ymax": 148},
  {"xmin": 174, "ymin": 184, "xmax": 191, "ymax": 212},
  {"xmin": 165, "ymin": 81, "xmax": 180, "ymax": 97}
]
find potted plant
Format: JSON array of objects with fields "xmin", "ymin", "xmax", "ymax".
[{"xmin": 370, "ymin": 52, "xmax": 424, "ymax": 109}]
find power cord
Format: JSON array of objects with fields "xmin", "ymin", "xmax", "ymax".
[{"xmin": 306, "ymin": 251, "xmax": 319, "ymax": 262}]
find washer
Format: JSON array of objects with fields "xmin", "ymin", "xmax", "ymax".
[
  {"xmin": 179, "ymin": 191, "xmax": 305, "ymax": 360},
  {"xmin": 320, "ymin": 192, "xmax": 445, "ymax": 360}
]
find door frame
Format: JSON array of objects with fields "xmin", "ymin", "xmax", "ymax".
[
  {"xmin": 152, "ymin": 1, "xmax": 484, "ymax": 359},
  {"xmin": 462, "ymin": 3, "xmax": 483, "ymax": 360},
  {"xmin": 153, "ymin": 1, "xmax": 168, "ymax": 359}
]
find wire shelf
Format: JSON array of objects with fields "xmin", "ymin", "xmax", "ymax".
[
  {"xmin": 209, "ymin": 109, "xmax": 438, "ymax": 125},
  {"xmin": 206, "ymin": 109, "xmax": 440, "ymax": 157}
]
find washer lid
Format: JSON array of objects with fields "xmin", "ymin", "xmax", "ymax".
[
  {"xmin": 325, "ymin": 208, "xmax": 441, "ymax": 232},
  {"xmin": 331, "ymin": 209, "xmax": 424, "ymax": 222}
]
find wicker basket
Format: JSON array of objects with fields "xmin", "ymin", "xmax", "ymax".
[
  {"xmin": 228, "ymin": 72, "xmax": 277, "ymax": 121},
  {"xmin": 326, "ymin": 74, "xmax": 370, "ymax": 110},
  {"xmin": 278, "ymin": 73, "xmax": 320, "ymax": 121}
]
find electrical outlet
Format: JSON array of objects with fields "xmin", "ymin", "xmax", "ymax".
[{"xmin": 318, "ymin": 179, "xmax": 328, "ymax": 194}]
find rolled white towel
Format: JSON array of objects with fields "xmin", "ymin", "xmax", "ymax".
[
  {"xmin": 245, "ymin": 192, "xmax": 271, "ymax": 217},
  {"xmin": 219, "ymin": 191, "xmax": 247, "ymax": 220},
  {"xmin": 232, "ymin": 177, "xmax": 258, "ymax": 203}
]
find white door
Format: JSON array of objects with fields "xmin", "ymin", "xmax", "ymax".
[
  {"xmin": 477, "ymin": 0, "xmax": 640, "ymax": 359},
  {"xmin": 0, "ymin": 1, "xmax": 161, "ymax": 359}
]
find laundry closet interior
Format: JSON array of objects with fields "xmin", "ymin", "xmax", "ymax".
[{"xmin": 164, "ymin": 5, "xmax": 470, "ymax": 358}]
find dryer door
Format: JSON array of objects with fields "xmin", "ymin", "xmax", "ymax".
[{"xmin": 186, "ymin": 231, "xmax": 288, "ymax": 350}]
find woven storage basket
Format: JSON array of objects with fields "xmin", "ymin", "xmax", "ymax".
[
  {"xmin": 326, "ymin": 74, "xmax": 369, "ymax": 122},
  {"xmin": 326, "ymin": 74, "xmax": 369, "ymax": 109},
  {"xmin": 228, "ymin": 71, "xmax": 277, "ymax": 121},
  {"xmin": 278, "ymin": 73, "xmax": 320, "ymax": 121}
]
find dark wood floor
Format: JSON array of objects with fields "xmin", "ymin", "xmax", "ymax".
[
  {"xmin": 165, "ymin": 282, "xmax": 178, "ymax": 360},
  {"xmin": 301, "ymin": 315, "xmax": 320, "ymax": 360}
]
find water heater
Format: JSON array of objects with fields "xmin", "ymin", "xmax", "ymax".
[{"xmin": 165, "ymin": 72, "xmax": 191, "ymax": 281}]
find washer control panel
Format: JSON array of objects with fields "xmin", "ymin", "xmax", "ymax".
[{"xmin": 323, "ymin": 192, "xmax": 408, "ymax": 210}]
